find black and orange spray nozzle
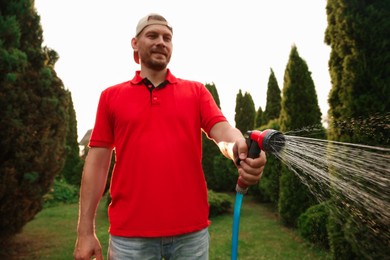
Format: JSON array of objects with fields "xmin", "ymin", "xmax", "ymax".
[{"xmin": 236, "ymin": 129, "xmax": 286, "ymax": 194}]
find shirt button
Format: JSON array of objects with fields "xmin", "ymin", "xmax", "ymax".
[{"xmin": 152, "ymin": 96, "xmax": 159, "ymax": 104}]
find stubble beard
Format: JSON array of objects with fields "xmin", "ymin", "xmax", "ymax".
[{"xmin": 143, "ymin": 53, "xmax": 171, "ymax": 71}]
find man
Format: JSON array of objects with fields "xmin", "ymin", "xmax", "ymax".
[{"xmin": 74, "ymin": 13, "xmax": 266, "ymax": 260}]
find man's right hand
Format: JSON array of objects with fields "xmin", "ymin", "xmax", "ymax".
[
  {"xmin": 73, "ymin": 234, "xmax": 103, "ymax": 260},
  {"xmin": 74, "ymin": 147, "xmax": 112, "ymax": 260}
]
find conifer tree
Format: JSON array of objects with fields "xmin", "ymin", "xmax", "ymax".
[
  {"xmin": 234, "ymin": 90, "xmax": 260, "ymax": 194},
  {"xmin": 325, "ymin": 0, "xmax": 390, "ymax": 258},
  {"xmin": 255, "ymin": 69, "xmax": 282, "ymax": 203},
  {"xmin": 202, "ymin": 83, "xmax": 222, "ymax": 190},
  {"xmin": 278, "ymin": 45, "xmax": 323, "ymax": 227},
  {"xmin": 61, "ymin": 91, "xmax": 83, "ymax": 186},
  {"xmin": 326, "ymin": 0, "xmax": 390, "ymax": 145},
  {"xmin": 235, "ymin": 90, "xmax": 256, "ymax": 134},
  {"xmin": 263, "ymin": 69, "xmax": 281, "ymax": 124},
  {"xmin": 0, "ymin": 0, "xmax": 68, "ymax": 241},
  {"xmin": 212, "ymin": 153, "xmax": 237, "ymax": 192},
  {"xmin": 235, "ymin": 90, "xmax": 244, "ymax": 131},
  {"xmin": 255, "ymin": 106, "xmax": 263, "ymax": 128}
]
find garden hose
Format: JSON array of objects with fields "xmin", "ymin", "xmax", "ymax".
[{"xmin": 231, "ymin": 130, "xmax": 285, "ymax": 260}]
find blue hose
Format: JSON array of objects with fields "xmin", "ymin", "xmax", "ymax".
[{"xmin": 231, "ymin": 192, "xmax": 244, "ymax": 260}]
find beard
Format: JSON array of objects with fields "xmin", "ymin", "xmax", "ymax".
[{"xmin": 141, "ymin": 50, "xmax": 171, "ymax": 71}]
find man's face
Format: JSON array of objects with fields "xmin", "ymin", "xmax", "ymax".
[{"xmin": 135, "ymin": 24, "xmax": 173, "ymax": 70}]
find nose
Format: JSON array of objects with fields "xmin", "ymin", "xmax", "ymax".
[{"xmin": 155, "ymin": 35, "xmax": 166, "ymax": 46}]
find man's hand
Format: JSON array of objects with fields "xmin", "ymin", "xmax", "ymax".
[
  {"xmin": 73, "ymin": 234, "xmax": 103, "ymax": 260},
  {"xmin": 209, "ymin": 121, "xmax": 267, "ymax": 186},
  {"xmin": 233, "ymin": 139, "xmax": 266, "ymax": 187}
]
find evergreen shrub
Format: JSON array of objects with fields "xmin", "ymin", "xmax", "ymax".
[
  {"xmin": 298, "ymin": 202, "xmax": 329, "ymax": 249},
  {"xmin": 43, "ymin": 178, "xmax": 79, "ymax": 208},
  {"xmin": 208, "ymin": 190, "xmax": 232, "ymax": 218}
]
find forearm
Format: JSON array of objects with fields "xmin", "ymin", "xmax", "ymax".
[
  {"xmin": 209, "ymin": 122, "xmax": 245, "ymax": 160},
  {"xmin": 77, "ymin": 147, "xmax": 112, "ymax": 235}
]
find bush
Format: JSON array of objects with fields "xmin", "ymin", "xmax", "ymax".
[
  {"xmin": 43, "ymin": 178, "xmax": 79, "ymax": 208},
  {"xmin": 208, "ymin": 190, "xmax": 232, "ymax": 218},
  {"xmin": 297, "ymin": 202, "xmax": 329, "ymax": 249},
  {"xmin": 256, "ymin": 154, "xmax": 282, "ymax": 203},
  {"xmin": 210, "ymin": 154, "xmax": 238, "ymax": 192}
]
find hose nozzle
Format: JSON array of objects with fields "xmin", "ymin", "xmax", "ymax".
[
  {"xmin": 249, "ymin": 129, "xmax": 286, "ymax": 154},
  {"xmin": 236, "ymin": 129, "xmax": 285, "ymax": 193}
]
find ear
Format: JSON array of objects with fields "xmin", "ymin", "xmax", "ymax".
[{"xmin": 131, "ymin": 37, "xmax": 138, "ymax": 51}]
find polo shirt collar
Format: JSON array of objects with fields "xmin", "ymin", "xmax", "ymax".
[{"xmin": 130, "ymin": 69, "xmax": 178, "ymax": 85}]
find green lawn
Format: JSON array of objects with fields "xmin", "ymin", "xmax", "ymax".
[{"xmin": 1, "ymin": 195, "xmax": 330, "ymax": 259}]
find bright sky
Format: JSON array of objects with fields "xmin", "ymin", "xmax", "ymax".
[{"xmin": 35, "ymin": 0, "xmax": 331, "ymax": 141}]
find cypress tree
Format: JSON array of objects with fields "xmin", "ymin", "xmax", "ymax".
[
  {"xmin": 212, "ymin": 154, "xmax": 237, "ymax": 192},
  {"xmin": 326, "ymin": 0, "xmax": 390, "ymax": 145},
  {"xmin": 263, "ymin": 68, "xmax": 281, "ymax": 124},
  {"xmin": 255, "ymin": 69, "xmax": 282, "ymax": 202},
  {"xmin": 325, "ymin": 0, "xmax": 390, "ymax": 258},
  {"xmin": 232, "ymin": 90, "xmax": 258, "ymax": 193},
  {"xmin": 255, "ymin": 106, "xmax": 263, "ymax": 128},
  {"xmin": 279, "ymin": 46, "xmax": 323, "ymax": 132},
  {"xmin": 278, "ymin": 45, "xmax": 323, "ymax": 227},
  {"xmin": 235, "ymin": 90, "xmax": 256, "ymax": 134},
  {"xmin": 0, "ymin": 0, "xmax": 68, "ymax": 241},
  {"xmin": 235, "ymin": 89, "xmax": 244, "ymax": 132},
  {"xmin": 202, "ymin": 83, "xmax": 222, "ymax": 190},
  {"xmin": 61, "ymin": 90, "xmax": 83, "ymax": 187}
]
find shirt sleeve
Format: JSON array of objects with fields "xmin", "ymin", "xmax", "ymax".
[
  {"xmin": 199, "ymin": 84, "xmax": 227, "ymax": 135},
  {"xmin": 89, "ymin": 89, "xmax": 115, "ymax": 148}
]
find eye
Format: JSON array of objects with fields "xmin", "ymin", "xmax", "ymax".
[
  {"xmin": 147, "ymin": 33, "xmax": 158, "ymax": 39},
  {"xmin": 164, "ymin": 35, "xmax": 172, "ymax": 42}
]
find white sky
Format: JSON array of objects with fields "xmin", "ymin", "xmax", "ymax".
[{"xmin": 35, "ymin": 0, "xmax": 331, "ymax": 141}]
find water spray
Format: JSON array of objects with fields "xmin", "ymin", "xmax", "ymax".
[
  {"xmin": 277, "ymin": 132, "xmax": 390, "ymax": 256},
  {"xmin": 232, "ymin": 129, "xmax": 285, "ymax": 260}
]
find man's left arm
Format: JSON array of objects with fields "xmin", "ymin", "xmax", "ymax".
[{"xmin": 209, "ymin": 121, "xmax": 266, "ymax": 187}]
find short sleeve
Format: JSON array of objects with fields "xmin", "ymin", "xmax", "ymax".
[{"xmin": 89, "ymin": 90, "xmax": 115, "ymax": 148}]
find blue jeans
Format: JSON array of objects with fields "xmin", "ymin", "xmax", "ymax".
[{"xmin": 108, "ymin": 228, "xmax": 210, "ymax": 260}]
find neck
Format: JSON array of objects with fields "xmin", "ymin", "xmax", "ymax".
[{"xmin": 140, "ymin": 67, "xmax": 168, "ymax": 86}]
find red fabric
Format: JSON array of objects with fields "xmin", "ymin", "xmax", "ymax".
[{"xmin": 89, "ymin": 70, "xmax": 227, "ymax": 237}]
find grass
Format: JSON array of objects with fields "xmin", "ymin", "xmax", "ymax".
[
  {"xmin": 209, "ymin": 196, "xmax": 330, "ymax": 260},
  {"xmin": 1, "ymin": 195, "xmax": 331, "ymax": 259}
]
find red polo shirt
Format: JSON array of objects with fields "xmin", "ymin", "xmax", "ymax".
[{"xmin": 89, "ymin": 69, "xmax": 227, "ymax": 237}]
